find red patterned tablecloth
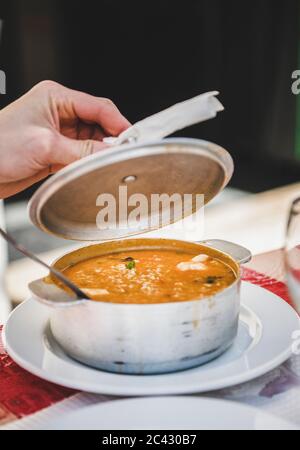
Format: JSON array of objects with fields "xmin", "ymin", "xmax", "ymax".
[
  {"xmin": 0, "ymin": 327, "xmax": 76, "ymax": 424},
  {"xmin": 0, "ymin": 250, "xmax": 295, "ymax": 426}
]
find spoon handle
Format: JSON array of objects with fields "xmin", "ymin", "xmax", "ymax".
[{"xmin": 0, "ymin": 227, "xmax": 90, "ymax": 300}]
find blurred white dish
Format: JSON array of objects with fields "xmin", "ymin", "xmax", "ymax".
[{"xmin": 44, "ymin": 396, "xmax": 298, "ymax": 430}]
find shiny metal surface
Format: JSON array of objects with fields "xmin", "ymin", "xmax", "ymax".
[
  {"xmin": 50, "ymin": 281, "xmax": 240, "ymax": 374},
  {"xmin": 30, "ymin": 238, "xmax": 250, "ymax": 375},
  {"xmin": 200, "ymin": 240, "xmax": 252, "ymax": 265},
  {"xmin": 29, "ymin": 138, "xmax": 234, "ymax": 241}
]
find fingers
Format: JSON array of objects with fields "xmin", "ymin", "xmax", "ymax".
[
  {"xmin": 76, "ymin": 122, "xmax": 107, "ymax": 141},
  {"xmin": 0, "ymin": 132, "xmax": 104, "ymax": 198},
  {"xmin": 49, "ymin": 135, "xmax": 108, "ymax": 166},
  {"xmin": 0, "ymin": 80, "xmax": 131, "ymax": 199},
  {"xmin": 66, "ymin": 88, "xmax": 131, "ymax": 137}
]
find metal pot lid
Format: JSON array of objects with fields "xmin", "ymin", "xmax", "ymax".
[{"xmin": 29, "ymin": 138, "xmax": 234, "ymax": 241}]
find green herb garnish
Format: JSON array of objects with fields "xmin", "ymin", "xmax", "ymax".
[{"xmin": 126, "ymin": 260, "xmax": 136, "ymax": 270}]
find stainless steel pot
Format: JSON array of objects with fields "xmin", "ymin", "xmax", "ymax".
[
  {"xmin": 27, "ymin": 126, "xmax": 248, "ymax": 375},
  {"xmin": 29, "ymin": 238, "xmax": 251, "ymax": 375}
]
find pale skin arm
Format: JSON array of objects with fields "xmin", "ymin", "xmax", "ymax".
[{"xmin": 0, "ymin": 80, "xmax": 131, "ymax": 199}]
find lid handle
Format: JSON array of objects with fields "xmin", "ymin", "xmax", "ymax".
[{"xmin": 104, "ymin": 91, "xmax": 224, "ymax": 146}]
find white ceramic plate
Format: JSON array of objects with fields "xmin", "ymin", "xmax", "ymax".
[
  {"xmin": 44, "ymin": 397, "xmax": 299, "ymax": 430},
  {"xmin": 4, "ymin": 282, "xmax": 300, "ymax": 396}
]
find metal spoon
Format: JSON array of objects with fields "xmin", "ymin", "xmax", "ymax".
[{"xmin": 0, "ymin": 227, "xmax": 91, "ymax": 300}]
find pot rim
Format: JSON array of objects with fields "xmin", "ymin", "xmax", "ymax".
[{"xmin": 43, "ymin": 237, "xmax": 242, "ymax": 309}]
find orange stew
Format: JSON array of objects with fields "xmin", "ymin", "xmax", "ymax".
[{"xmin": 62, "ymin": 249, "xmax": 237, "ymax": 304}]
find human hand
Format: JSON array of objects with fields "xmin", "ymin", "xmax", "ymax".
[{"xmin": 0, "ymin": 80, "xmax": 130, "ymax": 198}]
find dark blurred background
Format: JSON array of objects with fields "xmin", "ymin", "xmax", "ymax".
[{"xmin": 1, "ymin": 0, "xmax": 300, "ymax": 202}]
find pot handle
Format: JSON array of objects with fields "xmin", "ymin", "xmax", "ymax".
[
  {"xmin": 199, "ymin": 239, "xmax": 252, "ymax": 264},
  {"xmin": 29, "ymin": 278, "xmax": 88, "ymax": 307}
]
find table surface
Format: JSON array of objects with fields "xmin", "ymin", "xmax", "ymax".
[
  {"xmin": 1, "ymin": 182, "xmax": 300, "ymax": 429},
  {"xmin": 0, "ymin": 249, "xmax": 300, "ymax": 430}
]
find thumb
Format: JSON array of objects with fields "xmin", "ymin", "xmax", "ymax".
[{"xmin": 50, "ymin": 135, "xmax": 108, "ymax": 166}]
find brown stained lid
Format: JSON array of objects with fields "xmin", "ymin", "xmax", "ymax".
[{"xmin": 29, "ymin": 138, "xmax": 234, "ymax": 241}]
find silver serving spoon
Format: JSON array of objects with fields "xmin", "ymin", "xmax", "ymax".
[{"xmin": 0, "ymin": 227, "xmax": 91, "ymax": 300}]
